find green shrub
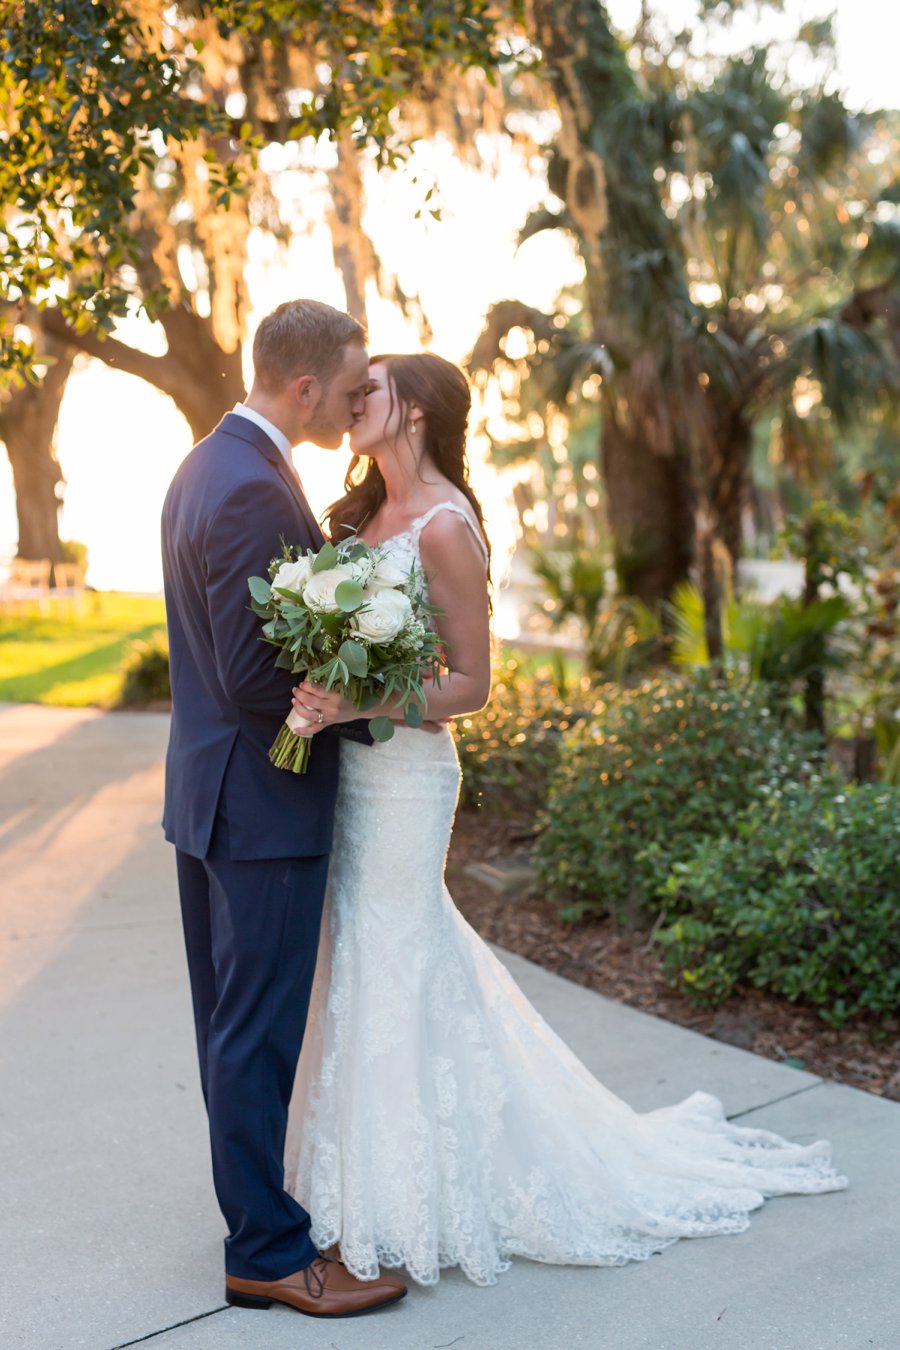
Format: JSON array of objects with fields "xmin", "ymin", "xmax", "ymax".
[
  {"xmin": 655, "ymin": 782, "xmax": 900, "ymax": 1025},
  {"xmin": 535, "ymin": 671, "xmax": 826, "ymax": 924},
  {"xmin": 119, "ymin": 630, "xmax": 171, "ymax": 706},
  {"xmin": 454, "ymin": 659, "xmax": 595, "ymax": 818},
  {"xmin": 59, "ymin": 538, "xmax": 89, "ymax": 568}
]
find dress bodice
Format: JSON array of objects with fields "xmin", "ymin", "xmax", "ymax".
[{"xmin": 376, "ymin": 501, "xmax": 489, "ymax": 596}]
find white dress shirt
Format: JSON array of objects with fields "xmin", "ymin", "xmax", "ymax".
[{"xmin": 230, "ymin": 403, "xmax": 293, "ymax": 464}]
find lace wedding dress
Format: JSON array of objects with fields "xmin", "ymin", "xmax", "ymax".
[{"xmin": 284, "ymin": 502, "xmax": 846, "ymax": 1288}]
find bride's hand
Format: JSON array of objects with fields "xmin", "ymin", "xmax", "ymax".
[{"xmin": 290, "ymin": 679, "xmax": 357, "ymax": 735}]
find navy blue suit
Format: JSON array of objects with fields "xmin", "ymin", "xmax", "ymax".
[{"xmin": 161, "ymin": 412, "xmax": 367, "ymax": 1279}]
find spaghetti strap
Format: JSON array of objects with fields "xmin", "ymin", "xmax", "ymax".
[{"xmin": 411, "ymin": 501, "xmax": 489, "ymax": 566}]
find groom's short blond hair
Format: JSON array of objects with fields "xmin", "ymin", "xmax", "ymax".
[{"xmin": 252, "ymin": 299, "xmax": 366, "ymax": 392}]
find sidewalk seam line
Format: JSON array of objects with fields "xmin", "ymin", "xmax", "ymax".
[
  {"xmin": 106, "ymin": 1305, "xmax": 227, "ymax": 1349},
  {"xmin": 727, "ymin": 1080, "xmax": 824, "ymax": 1121}
]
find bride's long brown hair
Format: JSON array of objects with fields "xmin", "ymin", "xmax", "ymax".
[{"xmin": 326, "ymin": 352, "xmax": 490, "ymax": 569}]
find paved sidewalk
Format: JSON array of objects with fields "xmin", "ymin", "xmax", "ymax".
[{"xmin": 1, "ymin": 704, "xmax": 896, "ymax": 1350}]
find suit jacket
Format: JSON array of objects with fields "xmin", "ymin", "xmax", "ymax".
[{"xmin": 161, "ymin": 412, "xmax": 369, "ymax": 861}]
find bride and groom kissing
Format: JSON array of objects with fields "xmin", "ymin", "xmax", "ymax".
[{"xmin": 161, "ymin": 297, "xmax": 845, "ymax": 1321}]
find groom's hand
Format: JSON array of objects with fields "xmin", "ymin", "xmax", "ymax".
[{"xmin": 291, "ymin": 678, "xmax": 358, "ymax": 734}]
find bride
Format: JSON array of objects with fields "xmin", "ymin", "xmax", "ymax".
[{"xmin": 284, "ymin": 351, "xmax": 846, "ymax": 1288}]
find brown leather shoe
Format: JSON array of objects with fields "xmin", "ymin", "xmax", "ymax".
[{"xmin": 225, "ymin": 1256, "xmax": 406, "ymax": 1318}]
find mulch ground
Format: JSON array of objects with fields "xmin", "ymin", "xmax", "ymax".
[{"xmin": 446, "ymin": 807, "xmax": 900, "ymax": 1102}]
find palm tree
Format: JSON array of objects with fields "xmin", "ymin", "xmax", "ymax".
[{"xmin": 473, "ymin": 0, "xmax": 900, "ymax": 621}]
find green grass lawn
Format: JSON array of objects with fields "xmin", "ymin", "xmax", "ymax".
[
  {"xmin": 0, "ymin": 592, "xmax": 578, "ymax": 712},
  {"xmin": 0, "ymin": 592, "xmax": 167, "ymax": 707}
]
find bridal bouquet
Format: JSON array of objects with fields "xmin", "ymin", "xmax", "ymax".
[{"xmin": 248, "ymin": 536, "xmax": 443, "ymax": 773}]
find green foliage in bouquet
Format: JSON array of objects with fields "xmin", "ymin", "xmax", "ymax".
[
  {"xmin": 249, "ymin": 536, "xmax": 444, "ymax": 772},
  {"xmin": 535, "ymin": 671, "xmax": 826, "ymax": 925},
  {"xmin": 656, "ymin": 782, "xmax": 900, "ymax": 1026}
]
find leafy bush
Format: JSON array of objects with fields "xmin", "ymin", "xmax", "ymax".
[
  {"xmin": 535, "ymin": 671, "xmax": 826, "ymax": 924},
  {"xmin": 59, "ymin": 538, "xmax": 89, "ymax": 568},
  {"xmin": 655, "ymin": 782, "xmax": 900, "ymax": 1025},
  {"xmin": 119, "ymin": 630, "xmax": 171, "ymax": 706},
  {"xmin": 454, "ymin": 659, "xmax": 596, "ymax": 818}
]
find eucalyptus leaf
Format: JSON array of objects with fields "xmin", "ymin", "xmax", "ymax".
[
  {"xmin": 404, "ymin": 700, "xmax": 424, "ymax": 728},
  {"xmin": 335, "ymin": 579, "xmax": 365, "ymax": 613},
  {"xmin": 248, "ymin": 576, "xmax": 272, "ymax": 604},
  {"xmin": 273, "ymin": 586, "xmax": 305, "ymax": 604},
  {"xmin": 369, "ymin": 715, "xmax": 396, "ymax": 743},
  {"xmin": 312, "ymin": 542, "xmax": 339, "ymax": 574},
  {"xmin": 338, "ymin": 638, "xmax": 369, "ymax": 677}
]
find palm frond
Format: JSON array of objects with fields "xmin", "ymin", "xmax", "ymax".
[
  {"xmin": 543, "ymin": 341, "xmax": 612, "ymax": 405},
  {"xmin": 467, "ymin": 300, "xmax": 561, "ymax": 375},
  {"xmin": 795, "ymin": 318, "xmax": 891, "ymax": 426},
  {"xmin": 518, "ymin": 207, "xmax": 575, "ymax": 247},
  {"xmin": 667, "ymin": 580, "xmax": 709, "ymax": 666}
]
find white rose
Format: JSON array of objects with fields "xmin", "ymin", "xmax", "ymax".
[
  {"xmin": 368, "ymin": 556, "xmax": 410, "ymax": 591},
  {"xmin": 351, "ymin": 587, "xmax": 413, "ymax": 643},
  {"xmin": 302, "ymin": 564, "xmax": 355, "ymax": 612},
  {"xmin": 271, "ymin": 556, "xmax": 312, "ymax": 597},
  {"xmin": 348, "ymin": 555, "xmax": 376, "ymax": 587}
]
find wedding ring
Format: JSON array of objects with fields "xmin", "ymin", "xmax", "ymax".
[{"xmin": 317, "ymin": 711, "xmax": 324, "ymax": 724}]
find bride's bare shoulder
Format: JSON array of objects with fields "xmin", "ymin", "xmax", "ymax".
[
  {"xmin": 416, "ymin": 482, "xmax": 472, "ymax": 515},
  {"xmin": 417, "ymin": 504, "xmax": 488, "ymax": 575}
]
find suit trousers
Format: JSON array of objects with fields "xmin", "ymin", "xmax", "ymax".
[{"xmin": 175, "ymin": 813, "xmax": 329, "ymax": 1280}]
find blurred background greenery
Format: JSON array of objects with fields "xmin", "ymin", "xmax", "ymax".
[{"xmin": 1, "ymin": 0, "xmax": 897, "ymax": 1029}]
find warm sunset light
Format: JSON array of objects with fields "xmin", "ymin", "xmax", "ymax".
[
  {"xmin": 1, "ymin": 4, "xmax": 897, "ymax": 1345},
  {"xmin": 1, "ymin": 0, "xmax": 896, "ymax": 596},
  {"xmin": 0, "ymin": 145, "xmax": 580, "ymax": 596}
]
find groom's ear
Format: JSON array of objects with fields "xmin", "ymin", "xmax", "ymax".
[{"xmin": 292, "ymin": 374, "xmax": 322, "ymax": 417}]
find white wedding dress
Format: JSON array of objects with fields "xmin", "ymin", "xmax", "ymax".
[{"xmin": 284, "ymin": 502, "xmax": 846, "ymax": 1287}]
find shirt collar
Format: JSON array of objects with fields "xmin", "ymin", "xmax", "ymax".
[{"xmin": 230, "ymin": 403, "xmax": 293, "ymax": 463}]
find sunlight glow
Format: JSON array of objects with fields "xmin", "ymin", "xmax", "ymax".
[{"xmin": 1, "ymin": 0, "xmax": 895, "ymax": 597}]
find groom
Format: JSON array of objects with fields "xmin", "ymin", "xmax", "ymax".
[{"xmin": 161, "ymin": 299, "xmax": 406, "ymax": 1317}]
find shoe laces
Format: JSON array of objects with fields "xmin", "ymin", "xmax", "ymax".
[{"xmin": 303, "ymin": 1256, "xmax": 330, "ymax": 1300}]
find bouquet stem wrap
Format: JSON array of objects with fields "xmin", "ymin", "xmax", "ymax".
[{"xmin": 269, "ymin": 710, "xmax": 313, "ymax": 773}]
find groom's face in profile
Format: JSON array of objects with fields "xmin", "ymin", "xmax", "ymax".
[{"xmin": 304, "ymin": 343, "xmax": 370, "ymax": 450}]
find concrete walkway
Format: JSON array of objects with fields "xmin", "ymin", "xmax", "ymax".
[{"xmin": 0, "ymin": 704, "xmax": 896, "ymax": 1350}]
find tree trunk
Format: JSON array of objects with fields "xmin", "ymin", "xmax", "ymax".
[
  {"xmin": 601, "ymin": 412, "xmax": 694, "ymax": 605},
  {"xmin": 42, "ymin": 305, "xmax": 244, "ymax": 442},
  {"xmin": 157, "ymin": 305, "xmax": 246, "ymax": 440},
  {"xmin": 327, "ymin": 130, "xmax": 373, "ymax": 328},
  {"xmin": 527, "ymin": 0, "xmax": 615, "ymax": 273},
  {"xmin": 802, "ymin": 534, "xmax": 827, "ymax": 737},
  {"xmin": 0, "ymin": 337, "xmax": 75, "ymax": 562},
  {"xmin": 695, "ymin": 506, "xmax": 725, "ymax": 670},
  {"xmin": 709, "ymin": 411, "xmax": 753, "ymax": 576}
]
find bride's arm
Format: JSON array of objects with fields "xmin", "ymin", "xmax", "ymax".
[
  {"xmin": 404, "ymin": 508, "xmax": 492, "ymax": 721},
  {"xmin": 292, "ymin": 510, "xmax": 491, "ymax": 731}
]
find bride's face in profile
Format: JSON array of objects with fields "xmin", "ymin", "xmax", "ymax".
[{"xmin": 349, "ymin": 362, "xmax": 419, "ymax": 461}]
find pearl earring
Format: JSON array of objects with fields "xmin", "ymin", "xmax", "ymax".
[{"xmin": 408, "ymin": 419, "xmax": 419, "ymax": 435}]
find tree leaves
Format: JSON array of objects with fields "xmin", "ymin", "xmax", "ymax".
[
  {"xmin": 1, "ymin": 0, "xmax": 519, "ymax": 379},
  {"xmin": 0, "ymin": 1, "xmax": 234, "ymax": 375}
]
